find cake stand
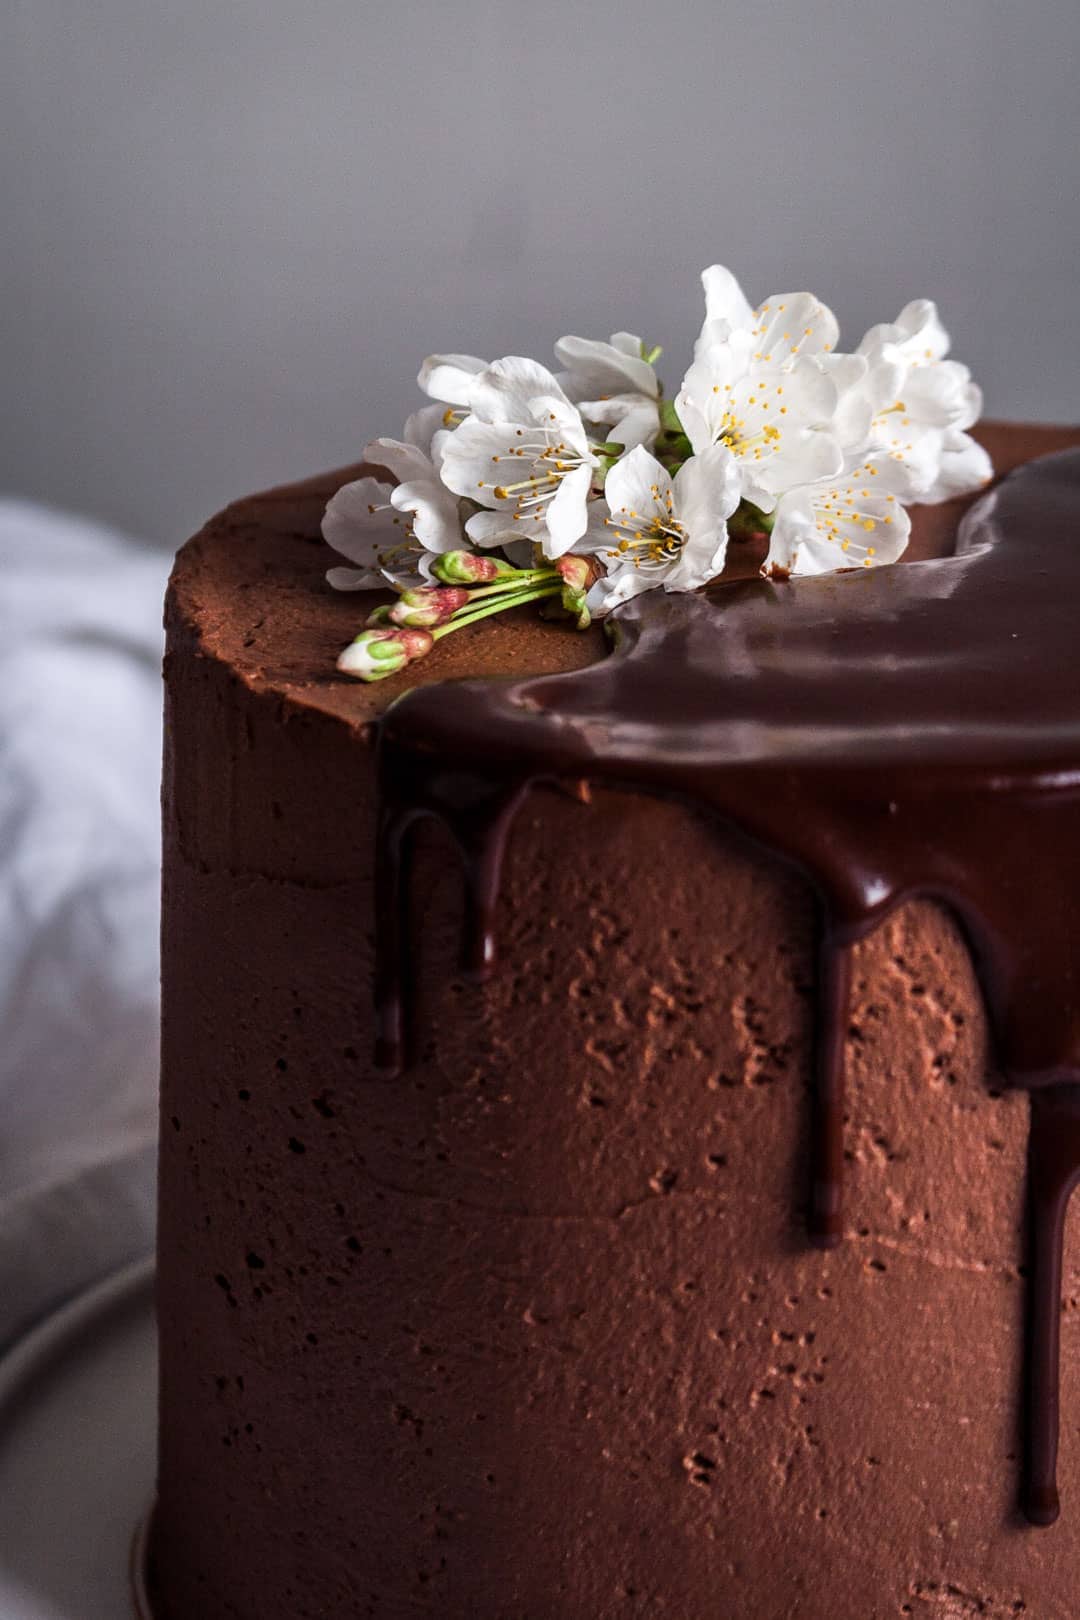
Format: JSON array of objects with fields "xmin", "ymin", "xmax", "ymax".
[{"xmin": 0, "ymin": 1257, "xmax": 156, "ymax": 1619}]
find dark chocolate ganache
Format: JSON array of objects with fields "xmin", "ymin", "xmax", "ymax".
[{"xmin": 374, "ymin": 448, "xmax": 1080, "ymax": 1527}]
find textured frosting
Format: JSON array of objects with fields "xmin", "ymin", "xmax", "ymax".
[
  {"xmin": 375, "ymin": 437, "xmax": 1080, "ymax": 1525},
  {"xmin": 153, "ymin": 423, "xmax": 1080, "ymax": 1619}
]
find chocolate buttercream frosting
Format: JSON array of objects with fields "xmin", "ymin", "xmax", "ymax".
[
  {"xmin": 152, "ymin": 423, "xmax": 1080, "ymax": 1620},
  {"xmin": 376, "ymin": 448, "xmax": 1080, "ymax": 1524}
]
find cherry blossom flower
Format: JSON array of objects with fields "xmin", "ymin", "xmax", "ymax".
[
  {"xmin": 554, "ymin": 331, "xmax": 661, "ymax": 451},
  {"xmin": 677, "ymin": 337, "xmax": 846, "ymax": 511},
  {"xmin": 323, "ymin": 436, "xmax": 463, "ymax": 591},
  {"xmin": 761, "ymin": 455, "xmax": 913, "ymax": 579},
  {"xmin": 849, "ymin": 301, "xmax": 991, "ymax": 500},
  {"xmin": 325, "ymin": 262, "xmax": 992, "ymax": 663},
  {"xmin": 696, "ymin": 264, "xmax": 840, "ymax": 362},
  {"xmin": 417, "ymin": 353, "xmax": 487, "ymax": 410},
  {"xmin": 584, "ymin": 443, "xmax": 740, "ymax": 613},
  {"xmin": 438, "ymin": 357, "xmax": 600, "ymax": 557}
]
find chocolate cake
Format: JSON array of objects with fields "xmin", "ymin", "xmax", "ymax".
[{"xmin": 152, "ymin": 422, "xmax": 1080, "ymax": 1618}]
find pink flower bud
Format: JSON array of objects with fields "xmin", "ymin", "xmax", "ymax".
[
  {"xmin": 555, "ymin": 554, "xmax": 597, "ymax": 593},
  {"xmin": 431, "ymin": 549, "xmax": 516, "ymax": 585},
  {"xmin": 553, "ymin": 554, "xmax": 598, "ymax": 629},
  {"xmin": 389, "ymin": 586, "xmax": 470, "ymax": 628},
  {"xmin": 336, "ymin": 627, "xmax": 434, "ymax": 682}
]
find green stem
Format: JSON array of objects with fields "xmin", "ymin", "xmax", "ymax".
[
  {"xmin": 453, "ymin": 568, "xmax": 557, "ymax": 602},
  {"xmin": 432, "ymin": 583, "xmax": 562, "ymax": 639}
]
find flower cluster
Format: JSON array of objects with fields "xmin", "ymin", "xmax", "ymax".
[{"xmin": 324, "ymin": 264, "xmax": 990, "ymax": 680}]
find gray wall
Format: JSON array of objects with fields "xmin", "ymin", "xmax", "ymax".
[{"xmin": 3, "ymin": 0, "xmax": 1078, "ymax": 548}]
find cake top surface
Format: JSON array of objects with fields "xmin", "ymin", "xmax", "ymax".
[{"xmin": 170, "ymin": 421, "xmax": 1080, "ymax": 739}]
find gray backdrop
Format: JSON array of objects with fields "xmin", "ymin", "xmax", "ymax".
[{"xmin": 3, "ymin": 0, "xmax": 1078, "ymax": 549}]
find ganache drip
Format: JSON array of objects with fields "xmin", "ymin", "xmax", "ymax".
[
  {"xmin": 373, "ymin": 450, "xmax": 1080, "ymax": 1527},
  {"xmin": 810, "ymin": 938, "xmax": 851, "ymax": 1250},
  {"xmin": 1024, "ymin": 1086, "xmax": 1080, "ymax": 1525}
]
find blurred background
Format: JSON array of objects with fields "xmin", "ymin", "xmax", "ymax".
[{"xmin": 3, "ymin": 0, "xmax": 1079, "ymax": 550}]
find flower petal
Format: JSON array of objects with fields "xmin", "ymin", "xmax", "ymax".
[
  {"xmin": 676, "ymin": 328, "xmax": 758, "ymax": 453},
  {"xmin": 665, "ymin": 527, "xmax": 728, "ymax": 592},
  {"xmin": 554, "ymin": 333, "xmax": 659, "ymax": 401},
  {"xmin": 403, "ymin": 403, "xmax": 450, "ymax": 454},
  {"xmin": 541, "ymin": 464, "xmax": 593, "ymax": 558},
  {"xmin": 901, "ymin": 361, "xmax": 979, "ymax": 430},
  {"xmin": 858, "ymin": 300, "xmax": 950, "ymax": 364},
  {"xmin": 322, "ymin": 476, "xmax": 396, "ymax": 566},
  {"xmin": 816, "ymin": 352, "xmax": 878, "ymax": 452},
  {"xmin": 672, "ymin": 441, "xmax": 742, "ymax": 533},
  {"xmin": 920, "ymin": 429, "xmax": 993, "ymax": 502},
  {"xmin": 465, "ymin": 508, "xmax": 545, "ymax": 548},
  {"xmin": 878, "ymin": 430, "xmax": 944, "ymax": 498},
  {"xmin": 578, "ymin": 394, "xmax": 661, "ymax": 451},
  {"xmin": 363, "ymin": 437, "xmax": 434, "ymax": 485},
  {"xmin": 603, "ymin": 445, "xmax": 672, "ymax": 522},
  {"xmin": 390, "ymin": 480, "xmax": 462, "ymax": 552},
  {"xmin": 468, "ymin": 356, "xmax": 574, "ymax": 425},
  {"xmin": 586, "ymin": 565, "xmax": 653, "ymax": 615},
  {"xmin": 701, "ymin": 264, "xmax": 755, "ymax": 330},
  {"xmin": 417, "ymin": 353, "xmax": 487, "ymax": 405},
  {"xmin": 437, "ymin": 418, "xmax": 519, "ymax": 504},
  {"xmin": 744, "ymin": 427, "xmax": 844, "ymax": 507},
  {"xmin": 325, "ymin": 564, "xmax": 384, "ymax": 591},
  {"xmin": 750, "ymin": 291, "xmax": 840, "ymax": 362}
]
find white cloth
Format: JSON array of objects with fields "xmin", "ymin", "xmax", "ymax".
[{"xmin": 0, "ymin": 502, "xmax": 168, "ymax": 1350}]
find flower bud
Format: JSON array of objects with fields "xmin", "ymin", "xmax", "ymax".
[
  {"xmin": 551, "ymin": 556, "xmax": 598, "ymax": 631},
  {"xmin": 555, "ymin": 555, "xmax": 594, "ymax": 594},
  {"xmin": 336, "ymin": 627, "xmax": 433, "ymax": 682},
  {"xmin": 430, "ymin": 550, "xmax": 517, "ymax": 585},
  {"xmin": 389, "ymin": 586, "xmax": 470, "ymax": 627},
  {"xmin": 559, "ymin": 587, "xmax": 591, "ymax": 631},
  {"xmin": 365, "ymin": 602, "xmax": 395, "ymax": 626}
]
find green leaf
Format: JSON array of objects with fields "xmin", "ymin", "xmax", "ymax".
[{"xmin": 658, "ymin": 397, "xmax": 685, "ymax": 436}]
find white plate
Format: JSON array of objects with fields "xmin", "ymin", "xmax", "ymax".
[{"xmin": 0, "ymin": 1258, "xmax": 156, "ymax": 1620}]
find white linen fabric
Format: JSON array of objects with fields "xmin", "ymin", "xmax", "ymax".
[{"xmin": 0, "ymin": 502, "xmax": 168, "ymax": 1350}]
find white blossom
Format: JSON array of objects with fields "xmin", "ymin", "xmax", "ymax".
[
  {"xmin": 696, "ymin": 264, "xmax": 840, "ymax": 362},
  {"xmin": 677, "ymin": 335, "xmax": 846, "ymax": 511},
  {"xmin": 584, "ymin": 443, "xmax": 740, "ymax": 613},
  {"xmin": 402, "ymin": 403, "xmax": 452, "ymax": 455},
  {"xmin": 847, "ymin": 301, "xmax": 991, "ymax": 500},
  {"xmin": 675, "ymin": 266, "xmax": 850, "ymax": 509},
  {"xmin": 438, "ymin": 357, "xmax": 599, "ymax": 558},
  {"xmin": 326, "ymin": 264, "xmax": 991, "ymax": 625},
  {"xmin": 323, "ymin": 437, "xmax": 462, "ymax": 591},
  {"xmin": 554, "ymin": 331, "xmax": 661, "ymax": 451},
  {"xmin": 761, "ymin": 454, "xmax": 912, "ymax": 579},
  {"xmin": 417, "ymin": 353, "xmax": 487, "ymax": 408}
]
